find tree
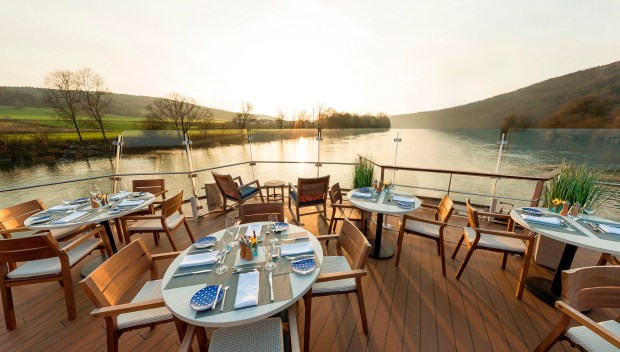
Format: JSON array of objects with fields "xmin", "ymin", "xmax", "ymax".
[
  {"xmin": 144, "ymin": 92, "xmax": 209, "ymax": 135},
  {"xmin": 232, "ymin": 101, "xmax": 257, "ymax": 130},
  {"xmin": 44, "ymin": 70, "xmax": 84, "ymax": 143},
  {"xmin": 295, "ymin": 110, "xmax": 310, "ymax": 128},
  {"xmin": 313, "ymin": 102, "xmax": 327, "ymax": 128},
  {"xmin": 75, "ymin": 68, "xmax": 111, "ymax": 141},
  {"xmin": 500, "ymin": 114, "xmax": 532, "ymax": 132},
  {"xmin": 199, "ymin": 108, "xmax": 214, "ymax": 129},
  {"xmin": 275, "ymin": 106, "xmax": 286, "ymax": 129}
]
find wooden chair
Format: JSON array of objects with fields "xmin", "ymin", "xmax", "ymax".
[
  {"xmin": 120, "ymin": 190, "xmax": 195, "ymax": 251},
  {"xmin": 212, "ymin": 172, "xmax": 264, "ymax": 211},
  {"xmin": 303, "ymin": 219, "xmax": 371, "ymax": 351},
  {"xmin": 115, "ymin": 179, "xmax": 169, "ymax": 243},
  {"xmin": 288, "ymin": 175, "xmax": 330, "ymax": 226},
  {"xmin": 0, "ymin": 228, "xmax": 109, "ymax": 330},
  {"xmin": 327, "ymin": 182, "xmax": 370, "ymax": 234},
  {"xmin": 451, "ymin": 198, "xmax": 535, "ymax": 299},
  {"xmin": 80, "ymin": 239, "xmax": 180, "ymax": 352},
  {"xmin": 534, "ymin": 266, "xmax": 620, "ymax": 351},
  {"xmin": 395, "ymin": 194, "xmax": 455, "ymax": 275},
  {"xmin": 239, "ymin": 202, "xmax": 284, "ymax": 224},
  {"xmin": 597, "ymin": 253, "xmax": 620, "ymax": 266}
]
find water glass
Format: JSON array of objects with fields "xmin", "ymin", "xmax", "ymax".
[
  {"xmin": 216, "ymin": 232, "xmax": 232, "ymax": 275},
  {"xmin": 267, "ymin": 214, "xmax": 278, "ymax": 235},
  {"xmin": 264, "ymin": 246, "xmax": 276, "ymax": 271},
  {"xmin": 226, "ymin": 216, "xmax": 238, "ymax": 247},
  {"xmin": 60, "ymin": 191, "xmax": 72, "ymax": 205}
]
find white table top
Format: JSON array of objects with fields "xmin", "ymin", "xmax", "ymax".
[
  {"xmin": 510, "ymin": 207, "xmax": 620, "ymax": 256},
  {"xmin": 24, "ymin": 193, "xmax": 155, "ymax": 229},
  {"xmin": 346, "ymin": 189, "xmax": 421, "ymax": 215},
  {"xmin": 162, "ymin": 222, "xmax": 323, "ymax": 328}
]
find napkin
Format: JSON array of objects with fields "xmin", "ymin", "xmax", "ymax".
[
  {"xmin": 245, "ymin": 223, "xmax": 262, "ymax": 238},
  {"xmin": 117, "ymin": 199, "xmax": 144, "ymax": 207},
  {"xmin": 392, "ymin": 195, "xmax": 415, "ymax": 203},
  {"xmin": 351, "ymin": 192, "xmax": 372, "ymax": 198},
  {"xmin": 522, "ymin": 214, "xmax": 561, "ymax": 226},
  {"xmin": 234, "ymin": 271, "xmax": 259, "ymax": 309},
  {"xmin": 109, "ymin": 191, "xmax": 132, "ymax": 201},
  {"xmin": 599, "ymin": 224, "xmax": 620, "ymax": 235},
  {"xmin": 178, "ymin": 251, "xmax": 220, "ymax": 268},
  {"xmin": 52, "ymin": 211, "xmax": 87, "ymax": 224},
  {"xmin": 281, "ymin": 241, "xmax": 314, "ymax": 256},
  {"xmin": 48, "ymin": 204, "xmax": 80, "ymax": 211}
]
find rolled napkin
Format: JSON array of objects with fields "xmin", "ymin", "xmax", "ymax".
[
  {"xmin": 392, "ymin": 195, "xmax": 415, "ymax": 203},
  {"xmin": 109, "ymin": 191, "xmax": 132, "ymax": 201},
  {"xmin": 351, "ymin": 192, "xmax": 372, "ymax": 198},
  {"xmin": 52, "ymin": 211, "xmax": 88, "ymax": 224},
  {"xmin": 281, "ymin": 241, "xmax": 314, "ymax": 256},
  {"xmin": 234, "ymin": 271, "xmax": 259, "ymax": 309},
  {"xmin": 117, "ymin": 199, "xmax": 145, "ymax": 207},
  {"xmin": 522, "ymin": 214, "xmax": 562, "ymax": 226},
  {"xmin": 48, "ymin": 204, "xmax": 80, "ymax": 211},
  {"xmin": 178, "ymin": 251, "xmax": 220, "ymax": 268},
  {"xmin": 245, "ymin": 223, "xmax": 262, "ymax": 238},
  {"xmin": 599, "ymin": 224, "xmax": 620, "ymax": 235}
]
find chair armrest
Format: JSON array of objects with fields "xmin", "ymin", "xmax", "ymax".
[
  {"xmin": 420, "ymin": 203, "xmax": 439, "ymax": 210},
  {"xmin": 402, "ymin": 214, "xmax": 446, "ymax": 228},
  {"xmin": 151, "ymin": 251, "xmax": 183, "ymax": 261},
  {"xmin": 476, "ymin": 227, "xmax": 532, "ymax": 240},
  {"xmin": 152, "ymin": 190, "xmax": 168, "ymax": 198},
  {"xmin": 122, "ymin": 215, "xmax": 163, "ymax": 221},
  {"xmin": 316, "ymin": 268, "xmax": 367, "ymax": 282},
  {"xmin": 316, "ymin": 234, "xmax": 340, "ymax": 241},
  {"xmin": 0, "ymin": 226, "xmax": 33, "ymax": 235},
  {"xmin": 61, "ymin": 226, "xmax": 104, "ymax": 252},
  {"xmin": 241, "ymin": 180, "xmax": 260, "ymax": 188},
  {"xmin": 90, "ymin": 298, "xmax": 165, "ymax": 318},
  {"xmin": 556, "ymin": 301, "xmax": 620, "ymax": 349},
  {"xmin": 233, "ymin": 176, "xmax": 243, "ymax": 186},
  {"xmin": 289, "ymin": 183, "xmax": 297, "ymax": 193},
  {"xmin": 330, "ymin": 203, "xmax": 360, "ymax": 210},
  {"xmin": 151, "ymin": 200, "xmax": 164, "ymax": 206}
]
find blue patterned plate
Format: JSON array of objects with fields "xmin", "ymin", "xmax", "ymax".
[
  {"xmin": 190, "ymin": 285, "xmax": 223, "ymax": 311},
  {"xmin": 522, "ymin": 207, "xmax": 542, "ymax": 215},
  {"xmin": 271, "ymin": 222, "xmax": 289, "ymax": 232},
  {"xmin": 132, "ymin": 192, "xmax": 147, "ymax": 197},
  {"xmin": 396, "ymin": 201, "xmax": 414, "ymax": 209},
  {"xmin": 108, "ymin": 207, "xmax": 124, "ymax": 215},
  {"xmin": 195, "ymin": 236, "xmax": 217, "ymax": 248},
  {"xmin": 70, "ymin": 197, "xmax": 89, "ymax": 204},
  {"xmin": 358, "ymin": 187, "xmax": 372, "ymax": 193},
  {"xmin": 291, "ymin": 257, "xmax": 316, "ymax": 275},
  {"xmin": 30, "ymin": 215, "xmax": 54, "ymax": 224}
]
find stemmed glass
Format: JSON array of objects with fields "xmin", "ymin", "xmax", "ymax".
[
  {"xmin": 226, "ymin": 216, "xmax": 238, "ymax": 247},
  {"xmin": 264, "ymin": 245, "xmax": 276, "ymax": 271},
  {"xmin": 267, "ymin": 215, "xmax": 278, "ymax": 234},
  {"xmin": 216, "ymin": 231, "xmax": 232, "ymax": 275},
  {"xmin": 90, "ymin": 185, "xmax": 103, "ymax": 208},
  {"xmin": 60, "ymin": 191, "xmax": 72, "ymax": 205}
]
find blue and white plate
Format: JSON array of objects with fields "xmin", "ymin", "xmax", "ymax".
[
  {"xmin": 271, "ymin": 222, "xmax": 289, "ymax": 232},
  {"xmin": 108, "ymin": 207, "xmax": 124, "ymax": 215},
  {"xmin": 195, "ymin": 236, "xmax": 217, "ymax": 248},
  {"xmin": 132, "ymin": 192, "xmax": 147, "ymax": 197},
  {"xmin": 190, "ymin": 285, "xmax": 223, "ymax": 311},
  {"xmin": 358, "ymin": 187, "xmax": 372, "ymax": 193},
  {"xmin": 70, "ymin": 197, "xmax": 89, "ymax": 204},
  {"xmin": 396, "ymin": 201, "xmax": 414, "ymax": 209},
  {"xmin": 30, "ymin": 215, "xmax": 54, "ymax": 224},
  {"xmin": 522, "ymin": 207, "xmax": 542, "ymax": 215},
  {"xmin": 291, "ymin": 257, "xmax": 316, "ymax": 275}
]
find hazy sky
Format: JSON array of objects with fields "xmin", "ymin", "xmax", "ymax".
[{"xmin": 1, "ymin": 0, "xmax": 619, "ymax": 116}]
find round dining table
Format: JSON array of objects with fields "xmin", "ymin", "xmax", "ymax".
[
  {"xmin": 347, "ymin": 189, "xmax": 421, "ymax": 259},
  {"xmin": 511, "ymin": 207, "xmax": 620, "ymax": 305}
]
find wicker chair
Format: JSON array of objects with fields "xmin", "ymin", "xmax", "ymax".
[
  {"xmin": 239, "ymin": 202, "xmax": 285, "ymax": 224},
  {"xmin": 534, "ymin": 266, "xmax": 620, "ymax": 351},
  {"xmin": 327, "ymin": 182, "xmax": 370, "ymax": 234},
  {"xmin": 212, "ymin": 172, "xmax": 264, "ymax": 211},
  {"xmin": 288, "ymin": 175, "xmax": 330, "ymax": 226}
]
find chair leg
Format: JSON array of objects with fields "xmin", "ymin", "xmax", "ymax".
[
  {"xmin": 395, "ymin": 229, "xmax": 404, "ymax": 267},
  {"xmin": 152, "ymin": 232, "xmax": 159, "ymax": 246},
  {"xmin": 164, "ymin": 228, "xmax": 178, "ymax": 251},
  {"xmin": 356, "ymin": 279, "xmax": 369, "ymax": 334},
  {"xmin": 439, "ymin": 235, "xmax": 446, "ymax": 276},
  {"xmin": 114, "ymin": 219, "xmax": 124, "ymax": 244},
  {"xmin": 533, "ymin": 315, "xmax": 571, "ymax": 352},
  {"xmin": 62, "ymin": 272, "xmax": 76, "ymax": 321},
  {"xmin": 451, "ymin": 234, "xmax": 466, "ymax": 259},
  {"xmin": 1, "ymin": 286, "xmax": 16, "ymax": 330},
  {"xmin": 455, "ymin": 244, "xmax": 476, "ymax": 280},
  {"xmin": 303, "ymin": 290, "xmax": 312, "ymax": 352},
  {"xmin": 105, "ymin": 318, "xmax": 119, "ymax": 352},
  {"xmin": 597, "ymin": 253, "xmax": 608, "ymax": 266},
  {"xmin": 501, "ymin": 252, "xmax": 508, "ymax": 269},
  {"xmin": 183, "ymin": 220, "xmax": 196, "ymax": 243},
  {"xmin": 516, "ymin": 238, "xmax": 535, "ymax": 299}
]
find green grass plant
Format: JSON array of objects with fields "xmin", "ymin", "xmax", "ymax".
[
  {"xmin": 542, "ymin": 161, "xmax": 612, "ymax": 210},
  {"xmin": 351, "ymin": 156, "xmax": 374, "ymax": 189}
]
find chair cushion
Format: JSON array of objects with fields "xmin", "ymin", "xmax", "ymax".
[
  {"xmin": 129, "ymin": 212, "xmax": 184, "ymax": 232},
  {"xmin": 49, "ymin": 226, "xmax": 83, "ymax": 240},
  {"xmin": 404, "ymin": 219, "xmax": 440, "ymax": 239},
  {"xmin": 463, "ymin": 227, "xmax": 526, "ymax": 253},
  {"xmin": 209, "ymin": 317, "xmax": 284, "ymax": 352},
  {"xmin": 565, "ymin": 320, "xmax": 620, "ymax": 352},
  {"xmin": 239, "ymin": 185, "xmax": 259, "ymax": 198},
  {"xmin": 312, "ymin": 256, "xmax": 357, "ymax": 294},
  {"xmin": 290, "ymin": 190, "xmax": 324, "ymax": 206},
  {"xmin": 7, "ymin": 238, "xmax": 101, "ymax": 279},
  {"xmin": 117, "ymin": 279, "xmax": 173, "ymax": 330}
]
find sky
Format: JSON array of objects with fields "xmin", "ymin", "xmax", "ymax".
[{"xmin": 1, "ymin": 0, "xmax": 619, "ymax": 117}]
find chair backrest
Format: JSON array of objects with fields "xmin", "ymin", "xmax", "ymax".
[
  {"xmin": 329, "ymin": 183, "xmax": 343, "ymax": 205},
  {"xmin": 0, "ymin": 199, "xmax": 47, "ymax": 237},
  {"xmin": 337, "ymin": 219, "xmax": 371, "ymax": 270},
  {"xmin": 239, "ymin": 202, "xmax": 284, "ymax": 224},
  {"xmin": 162, "ymin": 190, "xmax": 184, "ymax": 218},
  {"xmin": 80, "ymin": 239, "xmax": 154, "ymax": 307},
  {"xmin": 465, "ymin": 198, "xmax": 480, "ymax": 231},
  {"xmin": 435, "ymin": 195, "xmax": 455, "ymax": 223},
  {"xmin": 212, "ymin": 172, "xmax": 241, "ymax": 199},
  {"xmin": 0, "ymin": 233, "xmax": 59, "ymax": 268},
  {"xmin": 296, "ymin": 175, "xmax": 330, "ymax": 204},
  {"xmin": 562, "ymin": 266, "xmax": 620, "ymax": 311},
  {"xmin": 132, "ymin": 179, "xmax": 167, "ymax": 199}
]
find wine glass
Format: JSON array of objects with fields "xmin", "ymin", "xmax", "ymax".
[
  {"xmin": 119, "ymin": 182, "xmax": 129, "ymax": 194},
  {"xmin": 226, "ymin": 216, "xmax": 238, "ymax": 247},
  {"xmin": 267, "ymin": 214, "xmax": 278, "ymax": 235},
  {"xmin": 216, "ymin": 232, "xmax": 231, "ymax": 275},
  {"xmin": 264, "ymin": 246, "xmax": 276, "ymax": 271},
  {"xmin": 60, "ymin": 191, "xmax": 72, "ymax": 205},
  {"xmin": 583, "ymin": 208, "xmax": 595, "ymax": 222}
]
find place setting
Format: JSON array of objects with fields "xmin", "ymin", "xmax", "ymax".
[
  {"xmin": 350, "ymin": 187, "xmax": 380, "ymax": 203},
  {"xmin": 516, "ymin": 208, "xmax": 589, "ymax": 236}
]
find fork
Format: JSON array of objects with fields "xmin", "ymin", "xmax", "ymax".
[{"xmin": 220, "ymin": 278, "xmax": 231, "ymax": 312}]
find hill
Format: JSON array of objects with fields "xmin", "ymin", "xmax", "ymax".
[{"xmin": 390, "ymin": 61, "xmax": 620, "ymax": 128}]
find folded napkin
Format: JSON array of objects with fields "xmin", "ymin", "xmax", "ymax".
[
  {"xmin": 281, "ymin": 241, "xmax": 314, "ymax": 256},
  {"xmin": 117, "ymin": 199, "xmax": 144, "ymax": 207},
  {"xmin": 178, "ymin": 251, "xmax": 220, "ymax": 268},
  {"xmin": 392, "ymin": 195, "xmax": 415, "ymax": 203},
  {"xmin": 599, "ymin": 224, "xmax": 620, "ymax": 235},
  {"xmin": 522, "ymin": 214, "xmax": 561, "ymax": 226},
  {"xmin": 245, "ymin": 223, "xmax": 262, "ymax": 238},
  {"xmin": 109, "ymin": 191, "xmax": 132, "ymax": 201},
  {"xmin": 48, "ymin": 204, "xmax": 80, "ymax": 211},
  {"xmin": 234, "ymin": 271, "xmax": 259, "ymax": 309},
  {"xmin": 351, "ymin": 192, "xmax": 372, "ymax": 198},
  {"xmin": 52, "ymin": 211, "xmax": 87, "ymax": 224}
]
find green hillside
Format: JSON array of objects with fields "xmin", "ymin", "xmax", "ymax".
[{"xmin": 390, "ymin": 61, "xmax": 620, "ymax": 128}]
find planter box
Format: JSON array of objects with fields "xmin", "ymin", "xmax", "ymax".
[{"xmin": 533, "ymin": 234, "xmax": 566, "ymax": 270}]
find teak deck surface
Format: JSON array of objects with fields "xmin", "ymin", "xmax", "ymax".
[{"xmin": 1, "ymin": 199, "xmax": 617, "ymax": 352}]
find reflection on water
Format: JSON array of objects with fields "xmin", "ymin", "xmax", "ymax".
[{"xmin": 1, "ymin": 129, "xmax": 619, "ymax": 220}]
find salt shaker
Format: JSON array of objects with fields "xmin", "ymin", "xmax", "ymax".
[{"xmin": 560, "ymin": 201, "xmax": 571, "ymax": 216}]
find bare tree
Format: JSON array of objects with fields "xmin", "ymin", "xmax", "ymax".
[
  {"xmin": 44, "ymin": 70, "xmax": 84, "ymax": 143},
  {"xmin": 200, "ymin": 108, "xmax": 214, "ymax": 129},
  {"xmin": 313, "ymin": 102, "xmax": 327, "ymax": 128},
  {"xmin": 144, "ymin": 92, "xmax": 209, "ymax": 135},
  {"xmin": 75, "ymin": 68, "xmax": 111, "ymax": 141},
  {"xmin": 232, "ymin": 101, "xmax": 257, "ymax": 130},
  {"xmin": 295, "ymin": 110, "xmax": 310, "ymax": 128},
  {"xmin": 275, "ymin": 106, "xmax": 286, "ymax": 129}
]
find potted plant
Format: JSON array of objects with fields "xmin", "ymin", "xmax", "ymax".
[{"xmin": 351, "ymin": 156, "xmax": 374, "ymax": 189}]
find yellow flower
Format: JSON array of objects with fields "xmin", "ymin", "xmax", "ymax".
[{"xmin": 250, "ymin": 237, "xmax": 257, "ymax": 245}]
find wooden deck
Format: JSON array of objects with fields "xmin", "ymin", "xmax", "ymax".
[{"xmin": 1, "ymin": 199, "xmax": 617, "ymax": 352}]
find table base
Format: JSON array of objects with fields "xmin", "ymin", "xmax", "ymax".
[
  {"xmin": 525, "ymin": 277, "xmax": 558, "ymax": 305},
  {"xmin": 80, "ymin": 254, "xmax": 109, "ymax": 277},
  {"xmin": 369, "ymin": 239, "xmax": 395, "ymax": 259}
]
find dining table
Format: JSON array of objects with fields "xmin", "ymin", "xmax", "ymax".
[
  {"xmin": 510, "ymin": 207, "xmax": 620, "ymax": 305},
  {"xmin": 161, "ymin": 221, "xmax": 323, "ymax": 345},
  {"xmin": 347, "ymin": 188, "xmax": 421, "ymax": 259}
]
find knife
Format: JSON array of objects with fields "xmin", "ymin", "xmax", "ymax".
[
  {"xmin": 212, "ymin": 284, "xmax": 222, "ymax": 310},
  {"xmin": 269, "ymin": 271, "xmax": 274, "ymax": 302},
  {"xmin": 281, "ymin": 237, "xmax": 308, "ymax": 242},
  {"xmin": 172, "ymin": 269, "xmax": 212, "ymax": 277}
]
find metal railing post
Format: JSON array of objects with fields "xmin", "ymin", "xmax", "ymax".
[
  {"xmin": 183, "ymin": 133, "xmax": 200, "ymax": 218},
  {"xmin": 315, "ymin": 127, "xmax": 322, "ymax": 177},
  {"xmin": 247, "ymin": 129, "xmax": 256, "ymax": 179},
  {"xmin": 110, "ymin": 133, "xmax": 124, "ymax": 193}
]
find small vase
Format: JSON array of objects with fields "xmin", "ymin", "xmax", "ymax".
[{"xmin": 251, "ymin": 242, "xmax": 258, "ymax": 256}]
